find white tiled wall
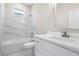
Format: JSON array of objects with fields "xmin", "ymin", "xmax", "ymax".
[{"xmin": 2, "ymin": 3, "xmax": 32, "ymax": 41}]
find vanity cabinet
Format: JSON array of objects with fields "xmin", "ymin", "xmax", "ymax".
[{"xmin": 35, "ymin": 37, "xmax": 78, "ymax": 56}]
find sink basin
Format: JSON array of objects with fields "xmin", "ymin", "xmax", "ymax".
[
  {"xmin": 46, "ymin": 35, "xmax": 79, "ymax": 47},
  {"xmin": 49, "ymin": 36, "xmax": 76, "ymax": 42}
]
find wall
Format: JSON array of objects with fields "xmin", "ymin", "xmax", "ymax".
[
  {"xmin": 31, "ymin": 3, "xmax": 63, "ymax": 34},
  {"xmin": 1, "ymin": 3, "xmax": 32, "ymax": 41},
  {"xmin": 31, "ymin": 3, "xmax": 79, "ymax": 38},
  {"xmin": 31, "ymin": 3, "xmax": 56, "ymax": 34}
]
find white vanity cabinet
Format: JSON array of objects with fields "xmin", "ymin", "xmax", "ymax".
[{"xmin": 35, "ymin": 37, "xmax": 79, "ymax": 56}]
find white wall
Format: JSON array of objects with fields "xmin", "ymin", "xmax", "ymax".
[
  {"xmin": 1, "ymin": 3, "xmax": 32, "ymax": 41},
  {"xmin": 31, "ymin": 3, "xmax": 79, "ymax": 38},
  {"xmin": 31, "ymin": 3, "xmax": 56, "ymax": 34}
]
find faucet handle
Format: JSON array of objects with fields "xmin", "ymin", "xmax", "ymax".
[{"xmin": 62, "ymin": 32, "xmax": 69, "ymax": 38}]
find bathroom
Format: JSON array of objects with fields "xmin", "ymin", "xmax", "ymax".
[{"xmin": 0, "ymin": 3, "xmax": 79, "ymax": 56}]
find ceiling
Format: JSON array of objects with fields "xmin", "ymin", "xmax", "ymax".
[{"xmin": 23, "ymin": 3, "xmax": 33, "ymax": 6}]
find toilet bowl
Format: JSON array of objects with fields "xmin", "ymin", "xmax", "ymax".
[
  {"xmin": 24, "ymin": 42, "xmax": 35, "ymax": 48},
  {"xmin": 23, "ymin": 42, "xmax": 35, "ymax": 56}
]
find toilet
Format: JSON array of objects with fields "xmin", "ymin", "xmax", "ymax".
[
  {"xmin": 6, "ymin": 41, "xmax": 35, "ymax": 56},
  {"xmin": 23, "ymin": 42, "xmax": 35, "ymax": 56}
]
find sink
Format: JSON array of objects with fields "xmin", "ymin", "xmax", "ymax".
[
  {"xmin": 49, "ymin": 36, "xmax": 75, "ymax": 42},
  {"xmin": 46, "ymin": 35, "xmax": 79, "ymax": 46}
]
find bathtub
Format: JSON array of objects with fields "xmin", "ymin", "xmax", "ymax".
[{"xmin": 1, "ymin": 37, "xmax": 34, "ymax": 56}]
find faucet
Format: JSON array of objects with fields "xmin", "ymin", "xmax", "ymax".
[
  {"xmin": 25, "ymin": 32, "xmax": 34, "ymax": 38},
  {"xmin": 62, "ymin": 32, "xmax": 69, "ymax": 38}
]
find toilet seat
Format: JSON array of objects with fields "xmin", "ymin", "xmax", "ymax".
[{"xmin": 24, "ymin": 42, "xmax": 35, "ymax": 48}]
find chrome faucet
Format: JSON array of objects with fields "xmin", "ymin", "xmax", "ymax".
[
  {"xmin": 25, "ymin": 32, "xmax": 34, "ymax": 38},
  {"xmin": 62, "ymin": 32, "xmax": 69, "ymax": 38}
]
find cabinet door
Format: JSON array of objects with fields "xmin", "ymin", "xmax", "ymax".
[
  {"xmin": 35, "ymin": 38, "xmax": 55, "ymax": 56},
  {"xmin": 39, "ymin": 38, "xmax": 78, "ymax": 56}
]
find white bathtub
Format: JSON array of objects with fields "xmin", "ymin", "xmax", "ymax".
[{"xmin": 1, "ymin": 37, "xmax": 33, "ymax": 55}]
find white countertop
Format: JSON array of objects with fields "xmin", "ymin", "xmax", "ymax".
[{"xmin": 34, "ymin": 34, "xmax": 79, "ymax": 54}]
